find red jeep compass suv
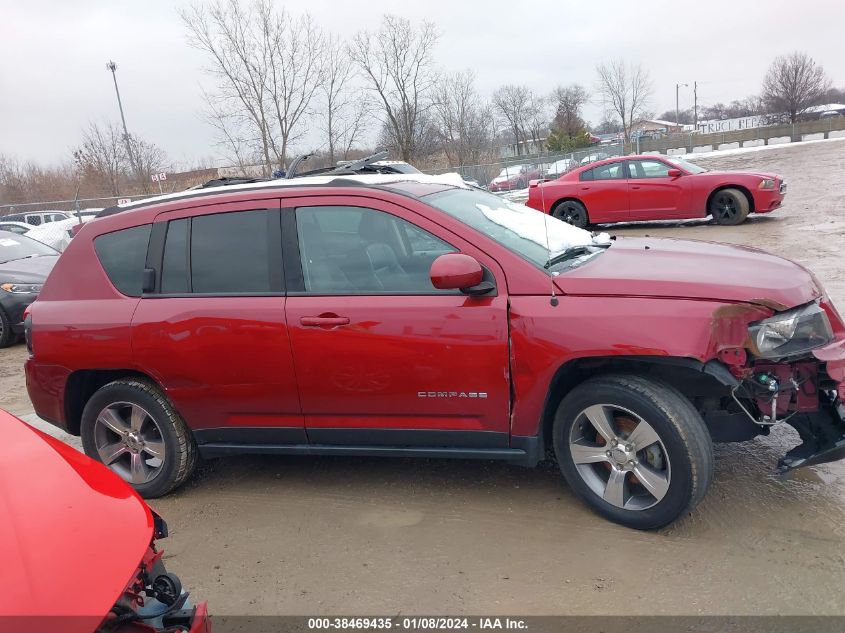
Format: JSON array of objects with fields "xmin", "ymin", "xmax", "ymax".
[{"xmin": 25, "ymin": 173, "xmax": 845, "ymax": 529}]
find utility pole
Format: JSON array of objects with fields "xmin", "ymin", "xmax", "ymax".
[
  {"xmin": 106, "ymin": 61, "xmax": 140, "ymax": 184},
  {"xmin": 693, "ymin": 81, "xmax": 699, "ymax": 130},
  {"xmin": 676, "ymin": 83, "xmax": 688, "ymax": 126}
]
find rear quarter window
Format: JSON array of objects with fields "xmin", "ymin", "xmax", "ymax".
[{"xmin": 94, "ymin": 224, "xmax": 152, "ymax": 296}]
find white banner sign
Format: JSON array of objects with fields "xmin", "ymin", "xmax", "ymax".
[{"xmin": 696, "ymin": 116, "xmax": 767, "ymax": 134}]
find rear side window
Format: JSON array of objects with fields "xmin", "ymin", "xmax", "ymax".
[
  {"xmin": 161, "ymin": 218, "xmax": 189, "ymax": 294},
  {"xmin": 94, "ymin": 224, "xmax": 152, "ymax": 296},
  {"xmin": 580, "ymin": 169, "xmax": 593, "ymax": 181},
  {"xmin": 591, "ymin": 163, "xmax": 626, "ymax": 180},
  {"xmin": 158, "ymin": 209, "xmax": 276, "ymax": 295}
]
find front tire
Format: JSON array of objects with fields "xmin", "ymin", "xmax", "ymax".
[
  {"xmin": 553, "ymin": 374, "xmax": 713, "ymax": 530},
  {"xmin": 81, "ymin": 379, "xmax": 198, "ymax": 498},
  {"xmin": 710, "ymin": 188, "xmax": 749, "ymax": 225},
  {"xmin": 552, "ymin": 200, "xmax": 589, "ymax": 228},
  {"xmin": 0, "ymin": 307, "xmax": 13, "ymax": 348}
]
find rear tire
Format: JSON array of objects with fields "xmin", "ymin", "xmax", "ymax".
[
  {"xmin": 710, "ymin": 188, "xmax": 749, "ymax": 225},
  {"xmin": 552, "ymin": 200, "xmax": 589, "ymax": 229},
  {"xmin": 552, "ymin": 374, "xmax": 713, "ymax": 530},
  {"xmin": 81, "ymin": 379, "xmax": 198, "ymax": 498}
]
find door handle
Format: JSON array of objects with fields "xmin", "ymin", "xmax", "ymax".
[
  {"xmin": 580, "ymin": 186, "xmax": 591, "ymax": 190},
  {"xmin": 631, "ymin": 185, "xmax": 641, "ymax": 190},
  {"xmin": 300, "ymin": 315, "xmax": 350, "ymax": 327}
]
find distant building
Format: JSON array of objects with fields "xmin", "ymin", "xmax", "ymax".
[{"xmin": 631, "ymin": 119, "xmax": 685, "ymax": 137}]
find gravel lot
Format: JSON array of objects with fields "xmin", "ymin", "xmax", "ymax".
[{"xmin": 7, "ymin": 139, "xmax": 845, "ymax": 616}]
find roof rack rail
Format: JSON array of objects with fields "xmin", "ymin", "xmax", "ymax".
[
  {"xmin": 288, "ymin": 150, "xmax": 397, "ymax": 180},
  {"xmin": 194, "ymin": 176, "xmax": 270, "ymax": 189},
  {"xmin": 327, "ymin": 150, "xmax": 389, "ymax": 174}
]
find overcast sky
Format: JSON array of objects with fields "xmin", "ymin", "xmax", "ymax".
[{"xmin": 2, "ymin": 0, "xmax": 843, "ymax": 168}]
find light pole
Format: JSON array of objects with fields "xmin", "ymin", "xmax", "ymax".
[
  {"xmin": 675, "ymin": 83, "xmax": 688, "ymax": 127},
  {"xmin": 106, "ymin": 61, "xmax": 139, "ymax": 183}
]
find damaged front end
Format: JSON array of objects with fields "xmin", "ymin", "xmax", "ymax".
[
  {"xmin": 98, "ymin": 514, "xmax": 210, "ymax": 633},
  {"xmin": 713, "ymin": 298, "xmax": 845, "ymax": 473}
]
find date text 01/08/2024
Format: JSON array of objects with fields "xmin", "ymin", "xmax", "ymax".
[{"xmin": 307, "ymin": 617, "xmax": 527, "ymax": 630}]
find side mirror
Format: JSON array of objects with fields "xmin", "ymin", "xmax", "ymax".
[
  {"xmin": 430, "ymin": 253, "xmax": 484, "ymax": 291},
  {"xmin": 667, "ymin": 168, "xmax": 682, "ymax": 178}
]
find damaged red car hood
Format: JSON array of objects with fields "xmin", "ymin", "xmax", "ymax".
[
  {"xmin": 0, "ymin": 412, "xmax": 153, "ymax": 632},
  {"xmin": 555, "ymin": 237, "xmax": 821, "ymax": 309}
]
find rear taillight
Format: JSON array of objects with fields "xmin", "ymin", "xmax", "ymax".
[{"xmin": 23, "ymin": 308, "xmax": 32, "ymax": 356}]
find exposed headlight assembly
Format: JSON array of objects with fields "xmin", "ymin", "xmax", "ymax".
[
  {"xmin": 748, "ymin": 302, "xmax": 833, "ymax": 359},
  {"xmin": 0, "ymin": 282, "xmax": 43, "ymax": 294},
  {"xmin": 758, "ymin": 179, "xmax": 776, "ymax": 189}
]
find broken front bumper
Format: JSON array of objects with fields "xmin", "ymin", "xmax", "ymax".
[
  {"xmin": 779, "ymin": 396, "xmax": 845, "ymax": 472},
  {"xmin": 777, "ymin": 335, "xmax": 845, "ymax": 472}
]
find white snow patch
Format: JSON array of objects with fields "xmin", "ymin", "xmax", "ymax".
[
  {"xmin": 717, "ymin": 142, "xmax": 740, "ymax": 151},
  {"xmin": 475, "ymin": 201, "xmax": 592, "ymax": 255},
  {"xmin": 802, "ymin": 132, "xmax": 825, "ymax": 142},
  {"xmin": 768, "ymin": 136, "xmax": 791, "ymax": 145}
]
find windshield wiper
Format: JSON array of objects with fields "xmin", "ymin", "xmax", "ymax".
[{"xmin": 544, "ymin": 243, "xmax": 610, "ymax": 269}]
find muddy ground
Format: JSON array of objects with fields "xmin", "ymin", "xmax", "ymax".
[{"xmin": 6, "ymin": 140, "xmax": 845, "ymax": 616}]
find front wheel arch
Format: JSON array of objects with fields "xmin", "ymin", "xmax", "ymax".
[
  {"xmin": 538, "ymin": 356, "xmax": 733, "ymax": 457},
  {"xmin": 706, "ymin": 185, "xmax": 755, "ymax": 215}
]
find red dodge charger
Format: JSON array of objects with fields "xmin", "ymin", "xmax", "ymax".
[{"xmin": 526, "ymin": 154, "xmax": 786, "ymax": 227}]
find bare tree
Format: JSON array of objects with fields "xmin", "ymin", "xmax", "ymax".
[
  {"xmin": 128, "ymin": 136, "xmax": 169, "ymax": 194},
  {"xmin": 432, "ymin": 70, "xmax": 491, "ymax": 167},
  {"xmin": 595, "ymin": 60, "xmax": 653, "ymax": 141},
  {"xmin": 182, "ymin": 0, "xmax": 325, "ymax": 174},
  {"xmin": 524, "ymin": 92, "xmax": 548, "ymax": 149},
  {"xmin": 321, "ymin": 34, "xmax": 369, "ymax": 165},
  {"xmin": 73, "ymin": 121, "xmax": 128, "ymax": 196},
  {"xmin": 350, "ymin": 15, "xmax": 438, "ymax": 162},
  {"xmin": 550, "ymin": 84, "xmax": 590, "ymax": 138},
  {"xmin": 762, "ymin": 51, "xmax": 831, "ymax": 123},
  {"xmin": 264, "ymin": 9, "xmax": 326, "ymax": 166},
  {"xmin": 492, "ymin": 85, "xmax": 538, "ymax": 155}
]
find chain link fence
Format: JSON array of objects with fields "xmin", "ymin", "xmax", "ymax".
[
  {"xmin": 0, "ymin": 194, "xmax": 154, "ymax": 217},
  {"xmin": 422, "ymin": 143, "xmax": 625, "ymax": 189}
]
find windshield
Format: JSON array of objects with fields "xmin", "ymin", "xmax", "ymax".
[
  {"xmin": 666, "ymin": 157, "xmax": 707, "ymax": 174},
  {"xmin": 0, "ymin": 232, "xmax": 58, "ymax": 263},
  {"xmin": 424, "ymin": 188, "xmax": 595, "ymax": 268}
]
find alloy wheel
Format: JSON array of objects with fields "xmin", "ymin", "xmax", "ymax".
[
  {"xmin": 561, "ymin": 204, "xmax": 582, "ymax": 226},
  {"xmin": 713, "ymin": 194, "xmax": 737, "ymax": 222},
  {"xmin": 94, "ymin": 402, "xmax": 166, "ymax": 484},
  {"xmin": 568, "ymin": 404, "xmax": 671, "ymax": 510}
]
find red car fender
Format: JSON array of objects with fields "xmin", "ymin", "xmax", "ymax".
[{"xmin": 507, "ymin": 295, "xmax": 771, "ymax": 437}]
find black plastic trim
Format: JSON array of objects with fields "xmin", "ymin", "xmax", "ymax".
[
  {"xmin": 281, "ymin": 208, "xmax": 305, "ymax": 293},
  {"xmin": 198, "ymin": 443, "xmax": 527, "ymax": 462},
  {"xmin": 307, "ymin": 428, "xmax": 508, "ymax": 448},
  {"xmin": 193, "ymin": 426, "xmax": 307, "ymax": 445},
  {"xmin": 510, "ymin": 434, "xmax": 543, "ymax": 467}
]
